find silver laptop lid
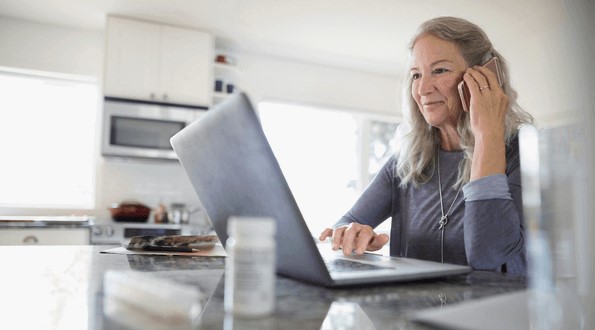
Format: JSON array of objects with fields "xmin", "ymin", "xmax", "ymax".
[{"xmin": 171, "ymin": 93, "xmax": 333, "ymax": 285}]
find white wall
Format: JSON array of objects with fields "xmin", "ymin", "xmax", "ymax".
[
  {"xmin": 237, "ymin": 53, "xmax": 401, "ymax": 115},
  {"xmin": 487, "ymin": 3, "xmax": 588, "ymax": 127},
  {"xmin": 0, "ymin": 17, "xmax": 103, "ymax": 77}
]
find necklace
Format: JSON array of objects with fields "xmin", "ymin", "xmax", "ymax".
[{"xmin": 437, "ymin": 153, "xmax": 461, "ymax": 263}]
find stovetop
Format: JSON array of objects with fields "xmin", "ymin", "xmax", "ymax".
[{"xmin": 89, "ymin": 218, "xmax": 213, "ymax": 245}]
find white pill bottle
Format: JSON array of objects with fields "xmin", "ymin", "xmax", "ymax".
[{"xmin": 224, "ymin": 216, "xmax": 276, "ymax": 317}]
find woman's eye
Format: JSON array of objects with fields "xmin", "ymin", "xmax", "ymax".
[
  {"xmin": 433, "ymin": 68, "xmax": 449, "ymax": 74},
  {"xmin": 411, "ymin": 73, "xmax": 421, "ymax": 80}
]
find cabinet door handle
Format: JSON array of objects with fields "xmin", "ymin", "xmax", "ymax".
[{"xmin": 23, "ymin": 235, "xmax": 39, "ymax": 244}]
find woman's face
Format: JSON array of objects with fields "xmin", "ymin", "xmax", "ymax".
[{"xmin": 410, "ymin": 34, "xmax": 468, "ymax": 130}]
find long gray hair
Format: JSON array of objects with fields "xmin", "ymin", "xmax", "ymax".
[{"xmin": 396, "ymin": 16, "xmax": 533, "ymax": 188}]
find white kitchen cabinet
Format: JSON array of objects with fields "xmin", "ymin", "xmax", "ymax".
[
  {"xmin": 104, "ymin": 16, "xmax": 213, "ymax": 107},
  {"xmin": 0, "ymin": 228, "xmax": 90, "ymax": 245}
]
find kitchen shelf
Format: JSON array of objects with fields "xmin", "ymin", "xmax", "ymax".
[
  {"xmin": 213, "ymin": 62, "xmax": 239, "ymax": 73},
  {"xmin": 213, "ymin": 91, "xmax": 235, "ymax": 99},
  {"xmin": 212, "ymin": 52, "xmax": 241, "ymax": 105}
]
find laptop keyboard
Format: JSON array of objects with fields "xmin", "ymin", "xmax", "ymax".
[{"xmin": 324, "ymin": 258, "xmax": 392, "ymax": 273}]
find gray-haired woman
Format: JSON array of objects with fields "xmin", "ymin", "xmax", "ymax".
[{"xmin": 319, "ymin": 16, "xmax": 533, "ymax": 275}]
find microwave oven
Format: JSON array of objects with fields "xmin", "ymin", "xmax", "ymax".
[{"xmin": 101, "ymin": 97, "xmax": 207, "ymax": 160}]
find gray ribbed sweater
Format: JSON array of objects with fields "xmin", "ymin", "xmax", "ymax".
[{"xmin": 334, "ymin": 137, "xmax": 526, "ymax": 275}]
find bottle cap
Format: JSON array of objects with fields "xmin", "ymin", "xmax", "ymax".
[{"xmin": 228, "ymin": 216, "xmax": 275, "ymax": 236}]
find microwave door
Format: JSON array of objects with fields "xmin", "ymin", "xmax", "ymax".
[
  {"xmin": 113, "ymin": 116, "xmax": 182, "ymax": 146},
  {"xmin": 101, "ymin": 99, "xmax": 203, "ymax": 160},
  {"xmin": 104, "ymin": 116, "xmax": 183, "ymax": 159}
]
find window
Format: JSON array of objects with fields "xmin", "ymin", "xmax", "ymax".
[
  {"xmin": 0, "ymin": 68, "xmax": 98, "ymax": 209},
  {"xmin": 258, "ymin": 101, "xmax": 399, "ymax": 236}
]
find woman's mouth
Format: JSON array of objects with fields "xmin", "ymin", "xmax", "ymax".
[{"xmin": 423, "ymin": 101, "xmax": 444, "ymax": 108}]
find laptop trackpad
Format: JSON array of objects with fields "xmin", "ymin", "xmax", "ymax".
[{"xmin": 317, "ymin": 243, "xmax": 470, "ymax": 280}]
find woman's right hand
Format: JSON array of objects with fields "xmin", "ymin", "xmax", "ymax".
[{"xmin": 319, "ymin": 223, "xmax": 389, "ymax": 256}]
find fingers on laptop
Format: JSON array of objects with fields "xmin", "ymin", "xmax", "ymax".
[
  {"xmin": 321, "ymin": 224, "xmax": 383, "ymax": 255},
  {"xmin": 318, "ymin": 228, "xmax": 333, "ymax": 241},
  {"xmin": 341, "ymin": 223, "xmax": 376, "ymax": 256},
  {"xmin": 368, "ymin": 233, "xmax": 390, "ymax": 251},
  {"xmin": 331, "ymin": 227, "xmax": 346, "ymax": 251}
]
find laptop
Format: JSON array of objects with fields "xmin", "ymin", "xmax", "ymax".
[{"xmin": 170, "ymin": 92, "xmax": 472, "ymax": 287}]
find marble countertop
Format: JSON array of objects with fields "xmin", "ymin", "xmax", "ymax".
[{"xmin": 0, "ymin": 245, "xmax": 527, "ymax": 329}]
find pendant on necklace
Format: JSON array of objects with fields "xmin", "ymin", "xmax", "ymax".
[{"xmin": 438, "ymin": 215, "xmax": 448, "ymax": 230}]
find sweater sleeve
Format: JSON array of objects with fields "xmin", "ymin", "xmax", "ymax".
[
  {"xmin": 332, "ymin": 157, "xmax": 395, "ymax": 229},
  {"xmin": 462, "ymin": 136, "xmax": 526, "ymax": 275}
]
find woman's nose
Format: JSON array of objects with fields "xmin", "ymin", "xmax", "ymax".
[{"xmin": 417, "ymin": 75, "xmax": 434, "ymax": 95}]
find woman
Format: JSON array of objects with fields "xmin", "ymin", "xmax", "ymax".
[{"xmin": 319, "ymin": 16, "xmax": 533, "ymax": 275}]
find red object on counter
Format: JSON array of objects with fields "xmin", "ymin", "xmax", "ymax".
[{"xmin": 109, "ymin": 202, "xmax": 151, "ymax": 222}]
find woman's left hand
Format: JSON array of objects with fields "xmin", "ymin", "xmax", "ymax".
[
  {"xmin": 462, "ymin": 65, "xmax": 510, "ymax": 180},
  {"xmin": 462, "ymin": 65, "xmax": 509, "ymax": 139}
]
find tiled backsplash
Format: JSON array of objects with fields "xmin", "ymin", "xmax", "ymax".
[{"xmin": 97, "ymin": 157, "xmax": 209, "ymax": 226}]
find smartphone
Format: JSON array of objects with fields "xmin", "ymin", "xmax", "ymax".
[{"xmin": 458, "ymin": 56, "xmax": 504, "ymax": 112}]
